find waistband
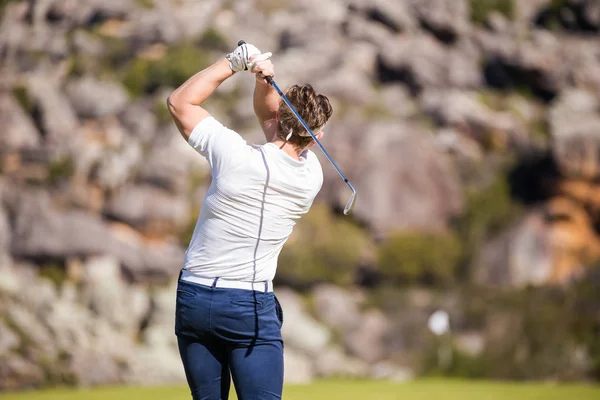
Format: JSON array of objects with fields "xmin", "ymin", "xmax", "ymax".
[{"xmin": 180, "ymin": 269, "xmax": 273, "ymax": 293}]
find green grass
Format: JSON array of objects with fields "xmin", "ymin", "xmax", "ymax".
[{"xmin": 2, "ymin": 379, "xmax": 599, "ymax": 400}]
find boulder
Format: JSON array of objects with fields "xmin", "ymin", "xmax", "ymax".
[
  {"xmin": 0, "ymin": 319, "xmax": 20, "ymax": 357},
  {"xmin": 377, "ymin": 34, "xmax": 481, "ymax": 92},
  {"xmin": 312, "ymin": 284, "xmax": 363, "ymax": 332},
  {"xmin": 0, "ymin": 256, "xmax": 21, "ymax": 297},
  {"xmin": 314, "ymin": 346, "xmax": 369, "ymax": 378},
  {"xmin": 275, "ymin": 288, "xmax": 331, "ymax": 356},
  {"xmin": 320, "ymin": 120, "xmax": 463, "ymax": 235},
  {"xmin": 475, "ymin": 202, "xmax": 600, "ymax": 287},
  {"xmin": 454, "ymin": 331, "xmax": 486, "ymax": 357},
  {"xmin": 6, "ymin": 306, "xmax": 56, "ymax": 359},
  {"xmin": 80, "ymin": 255, "xmax": 150, "ymax": 333},
  {"xmin": 66, "ymin": 77, "xmax": 129, "ymax": 118},
  {"xmin": 0, "ymin": 205, "xmax": 10, "ymax": 254},
  {"xmin": 0, "ymin": 355, "xmax": 45, "ymax": 390},
  {"xmin": 105, "ymin": 185, "xmax": 189, "ymax": 234},
  {"xmin": 124, "ymin": 344, "xmax": 186, "ymax": 385},
  {"xmin": 283, "ymin": 347, "xmax": 315, "ymax": 384},
  {"xmin": 11, "ymin": 191, "xmax": 184, "ymax": 282},
  {"xmin": 27, "ymin": 73, "xmax": 79, "ymax": 146},
  {"xmin": 550, "ymin": 89, "xmax": 600, "ymax": 179},
  {"xmin": 142, "ymin": 281, "xmax": 177, "ymax": 348},
  {"xmin": 371, "ymin": 361, "xmax": 415, "ymax": 382},
  {"xmin": 421, "ymin": 89, "xmax": 529, "ymax": 151},
  {"xmin": 0, "ymin": 93, "xmax": 41, "ymax": 150},
  {"xmin": 69, "ymin": 350, "xmax": 123, "ymax": 387},
  {"xmin": 348, "ymin": 0, "xmax": 416, "ymax": 34},
  {"xmin": 137, "ymin": 126, "xmax": 208, "ymax": 193},
  {"xmin": 343, "ymin": 310, "xmax": 390, "ymax": 363},
  {"xmin": 409, "ymin": 0, "xmax": 469, "ymax": 43},
  {"xmin": 119, "ymin": 101, "xmax": 158, "ymax": 145}
]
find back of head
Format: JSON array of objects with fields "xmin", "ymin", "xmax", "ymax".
[{"xmin": 277, "ymin": 84, "xmax": 333, "ymax": 148}]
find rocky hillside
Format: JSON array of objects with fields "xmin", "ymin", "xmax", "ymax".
[{"xmin": 1, "ymin": 0, "xmax": 600, "ymax": 389}]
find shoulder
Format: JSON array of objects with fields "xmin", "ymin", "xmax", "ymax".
[
  {"xmin": 304, "ymin": 150, "xmax": 323, "ymax": 180},
  {"xmin": 188, "ymin": 116, "xmax": 226, "ymax": 143}
]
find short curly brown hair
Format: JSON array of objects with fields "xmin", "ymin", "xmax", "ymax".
[{"xmin": 277, "ymin": 84, "xmax": 333, "ymax": 148}]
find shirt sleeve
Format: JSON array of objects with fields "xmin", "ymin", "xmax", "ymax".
[{"xmin": 187, "ymin": 117, "xmax": 251, "ymax": 177}]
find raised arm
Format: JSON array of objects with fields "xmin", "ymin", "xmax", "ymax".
[
  {"xmin": 167, "ymin": 59, "xmax": 234, "ymax": 141},
  {"xmin": 251, "ymin": 57, "xmax": 279, "ymax": 142}
]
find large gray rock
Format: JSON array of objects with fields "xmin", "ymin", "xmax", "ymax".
[
  {"xmin": 27, "ymin": 73, "xmax": 79, "ymax": 146},
  {"xmin": 105, "ymin": 185, "xmax": 189, "ymax": 232},
  {"xmin": 0, "ymin": 319, "xmax": 20, "ymax": 357},
  {"xmin": 0, "ymin": 205, "xmax": 10, "ymax": 254},
  {"xmin": 138, "ymin": 126, "xmax": 207, "ymax": 193},
  {"xmin": 124, "ymin": 344, "xmax": 185, "ymax": 385},
  {"xmin": 119, "ymin": 101, "xmax": 158, "ymax": 145},
  {"xmin": 475, "ymin": 210, "xmax": 554, "ymax": 287},
  {"xmin": 0, "ymin": 355, "xmax": 45, "ymax": 390},
  {"xmin": 421, "ymin": 89, "xmax": 529, "ymax": 151},
  {"xmin": 343, "ymin": 310, "xmax": 391, "ymax": 363},
  {"xmin": 312, "ymin": 285, "xmax": 363, "ymax": 332},
  {"xmin": 377, "ymin": 34, "xmax": 481, "ymax": 91},
  {"xmin": 276, "ymin": 288, "xmax": 331, "ymax": 356},
  {"xmin": 81, "ymin": 255, "xmax": 150, "ymax": 332},
  {"xmin": 283, "ymin": 347, "xmax": 315, "ymax": 384},
  {"xmin": 66, "ymin": 77, "xmax": 129, "ymax": 118},
  {"xmin": 0, "ymin": 94, "xmax": 41, "ymax": 150},
  {"xmin": 320, "ymin": 120, "xmax": 463, "ymax": 235},
  {"xmin": 314, "ymin": 346, "xmax": 369, "ymax": 378},
  {"xmin": 0, "ymin": 257, "xmax": 21, "ymax": 297},
  {"xmin": 142, "ymin": 281, "xmax": 177, "ymax": 348},
  {"xmin": 6, "ymin": 306, "xmax": 56, "ymax": 359},
  {"xmin": 69, "ymin": 349, "xmax": 123, "ymax": 386},
  {"xmin": 348, "ymin": 0, "xmax": 416, "ymax": 33},
  {"xmin": 410, "ymin": 0, "xmax": 470, "ymax": 42},
  {"xmin": 39, "ymin": 0, "xmax": 133, "ymax": 29},
  {"xmin": 11, "ymin": 191, "xmax": 184, "ymax": 282},
  {"xmin": 550, "ymin": 89, "xmax": 600, "ymax": 179}
]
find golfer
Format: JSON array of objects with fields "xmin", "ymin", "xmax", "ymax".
[{"xmin": 167, "ymin": 42, "xmax": 333, "ymax": 400}]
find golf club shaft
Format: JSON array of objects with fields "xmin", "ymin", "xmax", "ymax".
[{"xmin": 266, "ymin": 77, "xmax": 352, "ymax": 184}]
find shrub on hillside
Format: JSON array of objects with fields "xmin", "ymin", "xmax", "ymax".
[
  {"xmin": 454, "ymin": 175, "xmax": 519, "ymax": 278},
  {"xmin": 276, "ymin": 205, "xmax": 370, "ymax": 288},
  {"xmin": 377, "ymin": 232, "xmax": 462, "ymax": 285},
  {"xmin": 470, "ymin": 0, "xmax": 515, "ymax": 25},
  {"xmin": 123, "ymin": 43, "xmax": 211, "ymax": 97}
]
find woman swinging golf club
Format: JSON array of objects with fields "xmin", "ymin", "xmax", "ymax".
[{"xmin": 167, "ymin": 42, "xmax": 333, "ymax": 400}]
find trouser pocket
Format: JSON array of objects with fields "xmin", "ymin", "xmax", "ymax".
[{"xmin": 274, "ymin": 295, "xmax": 283, "ymax": 328}]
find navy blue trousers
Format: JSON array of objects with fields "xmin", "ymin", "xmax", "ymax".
[{"xmin": 175, "ymin": 277, "xmax": 284, "ymax": 400}]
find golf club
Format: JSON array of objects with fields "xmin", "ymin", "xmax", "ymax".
[{"xmin": 238, "ymin": 40, "xmax": 357, "ymax": 215}]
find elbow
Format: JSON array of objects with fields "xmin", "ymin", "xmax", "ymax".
[{"xmin": 166, "ymin": 93, "xmax": 179, "ymax": 115}]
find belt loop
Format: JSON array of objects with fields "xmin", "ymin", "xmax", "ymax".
[
  {"xmin": 211, "ymin": 277, "xmax": 219, "ymax": 288},
  {"xmin": 264, "ymin": 281, "xmax": 268, "ymax": 293}
]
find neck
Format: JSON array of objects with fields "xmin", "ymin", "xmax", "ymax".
[{"xmin": 271, "ymin": 138, "xmax": 304, "ymax": 160}]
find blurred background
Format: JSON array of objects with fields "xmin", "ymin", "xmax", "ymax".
[{"xmin": 1, "ymin": 0, "xmax": 600, "ymax": 394}]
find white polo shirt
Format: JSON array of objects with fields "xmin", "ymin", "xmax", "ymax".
[{"xmin": 183, "ymin": 117, "xmax": 323, "ymax": 282}]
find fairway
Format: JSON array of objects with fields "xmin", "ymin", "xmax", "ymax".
[{"xmin": 2, "ymin": 380, "xmax": 600, "ymax": 400}]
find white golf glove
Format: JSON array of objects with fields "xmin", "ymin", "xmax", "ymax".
[{"xmin": 226, "ymin": 43, "xmax": 272, "ymax": 72}]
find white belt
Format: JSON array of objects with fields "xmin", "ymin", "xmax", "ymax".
[{"xmin": 180, "ymin": 269, "xmax": 273, "ymax": 293}]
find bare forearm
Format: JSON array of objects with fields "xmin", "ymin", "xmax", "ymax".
[
  {"xmin": 170, "ymin": 59, "xmax": 233, "ymax": 106},
  {"xmin": 254, "ymin": 79, "xmax": 279, "ymax": 126},
  {"xmin": 167, "ymin": 59, "xmax": 234, "ymax": 138}
]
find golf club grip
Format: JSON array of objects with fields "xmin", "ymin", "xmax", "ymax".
[{"xmin": 237, "ymin": 40, "xmax": 273, "ymax": 84}]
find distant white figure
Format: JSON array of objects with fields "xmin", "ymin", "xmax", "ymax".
[
  {"xmin": 428, "ymin": 310, "xmax": 452, "ymax": 370},
  {"xmin": 428, "ymin": 310, "xmax": 451, "ymax": 336}
]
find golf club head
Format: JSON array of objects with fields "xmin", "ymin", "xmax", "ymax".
[
  {"xmin": 343, "ymin": 183, "xmax": 357, "ymax": 215},
  {"xmin": 343, "ymin": 192, "xmax": 356, "ymax": 215}
]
